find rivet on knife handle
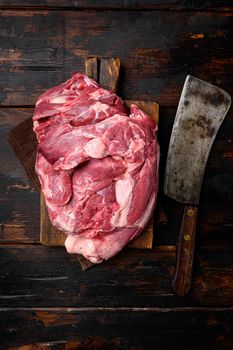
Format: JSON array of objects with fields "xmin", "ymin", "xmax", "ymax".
[{"xmin": 172, "ymin": 205, "xmax": 198, "ymax": 296}]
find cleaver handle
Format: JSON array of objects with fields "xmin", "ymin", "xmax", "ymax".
[{"xmin": 172, "ymin": 205, "xmax": 198, "ymax": 296}]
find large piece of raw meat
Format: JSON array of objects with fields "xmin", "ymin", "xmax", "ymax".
[{"xmin": 33, "ymin": 73, "xmax": 159, "ymax": 263}]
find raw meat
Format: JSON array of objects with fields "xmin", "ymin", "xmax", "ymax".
[{"xmin": 33, "ymin": 73, "xmax": 159, "ymax": 263}]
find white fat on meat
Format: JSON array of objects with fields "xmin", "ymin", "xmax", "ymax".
[
  {"xmin": 34, "ymin": 120, "xmax": 39, "ymax": 129},
  {"xmin": 91, "ymin": 102, "xmax": 109, "ymax": 123},
  {"xmin": 53, "ymin": 214, "xmax": 76, "ymax": 233},
  {"xmin": 84, "ymin": 137, "xmax": 107, "ymax": 158},
  {"xmin": 65, "ymin": 226, "xmax": 139, "ymax": 263},
  {"xmin": 111, "ymin": 174, "xmax": 134, "ymax": 228},
  {"xmin": 92, "ymin": 101, "xmax": 109, "ymax": 113},
  {"xmin": 90, "ymin": 90, "xmax": 103, "ymax": 99},
  {"xmin": 51, "ymin": 96, "xmax": 69, "ymax": 104}
]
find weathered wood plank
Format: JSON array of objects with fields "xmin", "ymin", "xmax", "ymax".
[
  {"xmin": 0, "ymin": 307, "xmax": 233, "ymax": 350},
  {"xmin": 40, "ymin": 194, "xmax": 65, "ymax": 246},
  {"xmin": 99, "ymin": 57, "xmax": 121, "ymax": 91},
  {"xmin": 84, "ymin": 57, "xmax": 98, "ymax": 81},
  {"xmin": 0, "ymin": 10, "xmax": 64, "ymax": 105},
  {"xmin": 0, "ymin": 108, "xmax": 40, "ymax": 243},
  {"xmin": 0, "ymin": 11, "xmax": 232, "ymax": 106},
  {"xmin": 65, "ymin": 10, "xmax": 233, "ymax": 105},
  {"xmin": 8, "ymin": 118, "xmax": 40, "ymax": 192},
  {"xmin": 0, "ymin": 108, "xmax": 32, "ymax": 179},
  {"xmin": 0, "ymin": 244, "xmax": 232, "ymax": 307},
  {"xmin": 0, "ymin": 1, "xmax": 232, "ymax": 10}
]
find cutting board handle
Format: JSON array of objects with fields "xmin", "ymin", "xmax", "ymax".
[{"xmin": 172, "ymin": 205, "xmax": 198, "ymax": 296}]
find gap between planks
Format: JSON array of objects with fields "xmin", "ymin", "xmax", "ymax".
[
  {"xmin": 0, "ymin": 6, "xmax": 232, "ymax": 12},
  {"xmin": 0, "ymin": 306, "xmax": 233, "ymax": 312}
]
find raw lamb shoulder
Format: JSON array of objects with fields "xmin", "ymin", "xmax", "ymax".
[{"xmin": 33, "ymin": 73, "xmax": 159, "ymax": 263}]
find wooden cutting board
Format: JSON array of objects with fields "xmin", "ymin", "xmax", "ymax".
[{"xmin": 8, "ymin": 57, "xmax": 165, "ymax": 270}]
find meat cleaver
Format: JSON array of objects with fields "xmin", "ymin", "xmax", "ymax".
[{"xmin": 164, "ymin": 75, "xmax": 231, "ymax": 296}]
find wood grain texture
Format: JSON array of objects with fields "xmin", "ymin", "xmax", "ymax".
[
  {"xmin": 0, "ymin": 108, "xmax": 40, "ymax": 244},
  {"xmin": 0, "ymin": 1, "xmax": 232, "ymax": 10},
  {"xmin": 172, "ymin": 205, "xmax": 198, "ymax": 296},
  {"xmin": 40, "ymin": 194, "xmax": 66, "ymax": 246},
  {"xmin": 0, "ymin": 244, "xmax": 232, "ymax": 308},
  {"xmin": 8, "ymin": 118, "xmax": 40, "ymax": 192},
  {"xmin": 99, "ymin": 57, "xmax": 121, "ymax": 91},
  {"xmin": 0, "ymin": 11, "xmax": 232, "ymax": 107},
  {"xmin": 85, "ymin": 57, "xmax": 98, "ymax": 81},
  {"xmin": 1, "ymin": 307, "xmax": 233, "ymax": 350}
]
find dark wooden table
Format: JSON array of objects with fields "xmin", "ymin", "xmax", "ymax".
[{"xmin": 0, "ymin": 2, "xmax": 233, "ymax": 349}]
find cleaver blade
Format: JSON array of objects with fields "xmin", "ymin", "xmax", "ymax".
[{"xmin": 164, "ymin": 75, "xmax": 231, "ymax": 296}]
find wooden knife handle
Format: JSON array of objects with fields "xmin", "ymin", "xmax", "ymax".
[{"xmin": 172, "ymin": 205, "xmax": 198, "ymax": 296}]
